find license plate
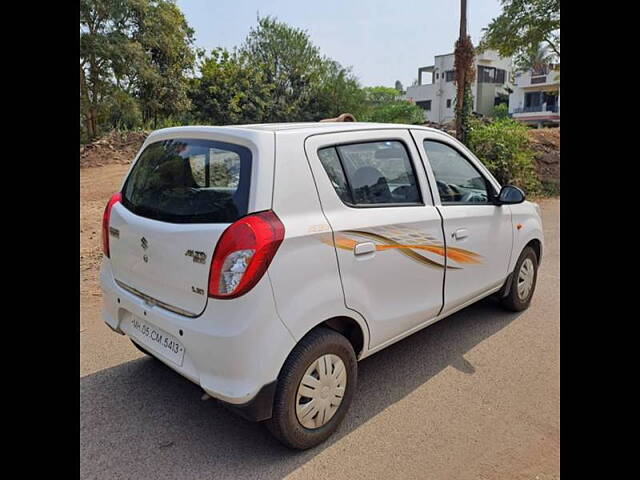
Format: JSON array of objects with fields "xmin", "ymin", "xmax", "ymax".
[{"xmin": 126, "ymin": 316, "xmax": 185, "ymax": 366}]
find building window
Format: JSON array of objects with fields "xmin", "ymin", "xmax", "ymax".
[
  {"xmin": 416, "ymin": 100, "xmax": 431, "ymax": 111},
  {"xmin": 478, "ymin": 66, "xmax": 506, "ymax": 84},
  {"xmin": 522, "ymin": 91, "xmax": 558, "ymax": 113},
  {"xmin": 446, "ymin": 99, "xmax": 452, "ymax": 108},
  {"xmin": 445, "ymin": 70, "xmax": 455, "ymax": 82},
  {"xmin": 435, "ymin": 73, "xmax": 439, "ymax": 79},
  {"xmin": 525, "ymin": 91, "xmax": 542, "ymax": 108}
]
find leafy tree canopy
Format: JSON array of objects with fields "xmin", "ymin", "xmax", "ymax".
[
  {"xmin": 191, "ymin": 16, "xmax": 366, "ymax": 124},
  {"xmin": 359, "ymin": 87, "xmax": 424, "ymax": 124},
  {"xmin": 81, "ymin": 9, "xmax": 428, "ymax": 142},
  {"xmin": 479, "ymin": 0, "xmax": 560, "ymax": 70},
  {"xmin": 189, "ymin": 48, "xmax": 273, "ymax": 125},
  {"xmin": 80, "ymin": 0, "xmax": 195, "ymax": 139}
]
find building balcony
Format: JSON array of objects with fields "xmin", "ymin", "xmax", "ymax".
[
  {"xmin": 513, "ymin": 70, "xmax": 560, "ymax": 89},
  {"xmin": 405, "ymin": 83, "xmax": 436, "ymax": 103},
  {"xmin": 513, "ymin": 104, "xmax": 559, "ymax": 114}
]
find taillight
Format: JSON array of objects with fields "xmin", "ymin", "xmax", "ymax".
[
  {"xmin": 208, "ymin": 210, "xmax": 285, "ymax": 299},
  {"xmin": 102, "ymin": 192, "xmax": 122, "ymax": 258}
]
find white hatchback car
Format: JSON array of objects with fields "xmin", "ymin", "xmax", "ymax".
[{"xmin": 100, "ymin": 122, "xmax": 543, "ymax": 449}]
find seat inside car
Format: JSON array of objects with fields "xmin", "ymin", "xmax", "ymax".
[{"xmin": 351, "ymin": 166, "xmax": 393, "ymax": 203}]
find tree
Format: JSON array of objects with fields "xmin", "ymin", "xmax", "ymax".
[
  {"xmin": 190, "ymin": 18, "xmax": 365, "ymax": 124},
  {"xmin": 312, "ymin": 60, "xmax": 366, "ymax": 120},
  {"xmin": 189, "ymin": 48, "xmax": 273, "ymax": 125},
  {"xmin": 238, "ymin": 16, "xmax": 326, "ymax": 122},
  {"xmin": 454, "ymin": 0, "xmax": 475, "ymax": 143},
  {"xmin": 80, "ymin": 0, "xmax": 131, "ymax": 139},
  {"xmin": 479, "ymin": 0, "xmax": 560, "ymax": 70},
  {"xmin": 80, "ymin": 0, "xmax": 195, "ymax": 140},
  {"xmin": 132, "ymin": 0, "xmax": 196, "ymax": 126},
  {"xmin": 522, "ymin": 44, "xmax": 555, "ymax": 74},
  {"xmin": 359, "ymin": 87, "xmax": 424, "ymax": 124},
  {"xmin": 227, "ymin": 15, "xmax": 366, "ymax": 122}
]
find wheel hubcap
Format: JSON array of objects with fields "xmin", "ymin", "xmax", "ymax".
[
  {"xmin": 517, "ymin": 258, "xmax": 535, "ymax": 300},
  {"xmin": 295, "ymin": 354, "xmax": 347, "ymax": 429}
]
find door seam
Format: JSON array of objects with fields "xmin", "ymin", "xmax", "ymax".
[{"xmin": 435, "ymin": 206, "xmax": 447, "ymax": 317}]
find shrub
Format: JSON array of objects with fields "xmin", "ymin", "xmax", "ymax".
[
  {"xmin": 106, "ymin": 90, "xmax": 143, "ymax": 131},
  {"xmin": 359, "ymin": 86, "xmax": 425, "ymax": 124},
  {"xmin": 467, "ymin": 117, "xmax": 540, "ymax": 194},
  {"xmin": 492, "ymin": 103, "xmax": 509, "ymax": 119}
]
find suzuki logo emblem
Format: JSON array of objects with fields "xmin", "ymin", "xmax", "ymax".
[{"xmin": 141, "ymin": 237, "xmax": 148, "ymax": 250}]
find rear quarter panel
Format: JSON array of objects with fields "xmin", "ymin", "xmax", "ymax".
[{"xmin": 267, "ymin": 130, "xmax": 370, "ymax": 353}]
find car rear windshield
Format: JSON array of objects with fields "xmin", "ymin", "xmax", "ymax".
[{"xmin": 121, "ymin": 138, "xmax": 252, "ymax": 223}]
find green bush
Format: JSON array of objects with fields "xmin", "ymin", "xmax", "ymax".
[
  {"xmin": 359, "ymin": 86, "xmax": 425, "ymax": 124},
  {"xmin": 492, "ymin": 103, "xmax": 509, "ymax": 119},
  {"xmin": 106, "ymin": 90, "xmax": 143, "ymax": 131},
  {"xmin": 467, "ymin": 117, "xmax": 540, "ymax": 195}
]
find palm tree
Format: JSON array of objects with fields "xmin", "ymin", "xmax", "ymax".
[{"xmin": 523, "ymin": 45, "xmax": 555, "ymax": 75}]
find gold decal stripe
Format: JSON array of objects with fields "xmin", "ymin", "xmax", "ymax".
[
  {"xmin": 345, "ymin": 230, "xmax": 482, "ymax": 265},
  {"xmin": 343, "ymin": 230, "xmax": 460, "ymax": 270}
]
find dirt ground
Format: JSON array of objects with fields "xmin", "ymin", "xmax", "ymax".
[
  {"xmin": 79, "ymin": 163, "xmax": 130, "ymax": 334},
  {"xmin": 80, "ymin": 160, "xmax": 559, "ymax": 480},
  {"xmin": 528, "ymin": 128, "xmax": 560, "ymax": 192}
]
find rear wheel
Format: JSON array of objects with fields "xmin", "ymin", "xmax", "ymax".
[
  {"xmin": 500, "ymin": 246, "xmax": 538, "ymax": 311},
  {"xmin": 265, "ymin": 327, "xmax": 357, "ymax": 450}
]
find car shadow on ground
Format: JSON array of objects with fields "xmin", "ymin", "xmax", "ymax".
[{"xmin": 80, "ymin": 297, "xmax": 522, "ymax": 479}]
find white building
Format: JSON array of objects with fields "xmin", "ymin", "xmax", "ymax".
[
  {"xmin": 405, "ymin": 50, "xmax": 513, "ymax": 124},
  {"xmin": 509, "ymin": 66, "xmax": 560, "ymax": 127}
]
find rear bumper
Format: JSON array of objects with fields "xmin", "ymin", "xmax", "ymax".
[
  {"xmin": 218, "ymin": 380, "xmax": 278, "ymax": 422},
  {"xmin": 99, "ymin": 260, "xmax": 295, "ymax": 415}
]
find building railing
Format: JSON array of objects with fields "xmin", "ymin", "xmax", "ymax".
[{"xmin": 513, "ymin": 104, "xmax": 559, "ymax": 114}]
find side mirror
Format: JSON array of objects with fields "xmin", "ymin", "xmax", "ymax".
[{"xmin": 497, "ymin": 185, "xmax": 525, "ymax": 204}]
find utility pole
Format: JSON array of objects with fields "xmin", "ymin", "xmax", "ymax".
[
  {"xmin": 460, "ymin": 0, "xmax": 467, "ymax": 38},
  {"xmin": 454, "ymin": 0, "xmax": 474, "ymax": 143}
]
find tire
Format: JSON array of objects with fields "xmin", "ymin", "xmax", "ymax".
[
  {"xmin": 265, "ymin": 327, "xmax": 357, "ymax": 450},
  {"xmin": 500, "ymin": 246, "xmax": 538, "ymax": 312}
]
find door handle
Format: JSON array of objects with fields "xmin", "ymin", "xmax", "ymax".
[
  {"xmin": 452, "ymin": 228, "xmax": 469, "ymax": 240},
  {"xmin": 354, "ymin": 242, "xmax": 376, "ymax": 255}
]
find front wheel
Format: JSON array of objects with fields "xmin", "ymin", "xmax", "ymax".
[
  {"xmin": 501, "ymin": 246, "xmax": 538, "ymax": 311},
  {"xmin": 265, "ymin": 327, "xmax": 357, "ymax": 450}
]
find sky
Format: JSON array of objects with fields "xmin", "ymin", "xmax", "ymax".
[{"xmin": 175, "ymin": 0, "xmax": 503, "ymax": 88}]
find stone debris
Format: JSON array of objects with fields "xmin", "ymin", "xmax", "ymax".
[
  {"xmin": 80, "ymin": 130, "xmax": 149, "ymax": 168},
  {"xmin": 528, "ymin": 128, "xmax": 560, "ymax": 192}
]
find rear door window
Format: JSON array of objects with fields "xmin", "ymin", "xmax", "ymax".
[
  {"xmin": 318, "ymin": 141, "xmax": 422, "ymax": 206},
  {"xmin": 122, "ymin": 138, "xmax": 251, "ymax": 223}
]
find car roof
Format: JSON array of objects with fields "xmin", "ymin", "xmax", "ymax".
[
  {"xmin": 151, "ymin": 122, "xmax": 447, "ymax": 137},
  {"xmin": 235, "ymin": 122, "xmax": 445, "ymax": 135}
]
